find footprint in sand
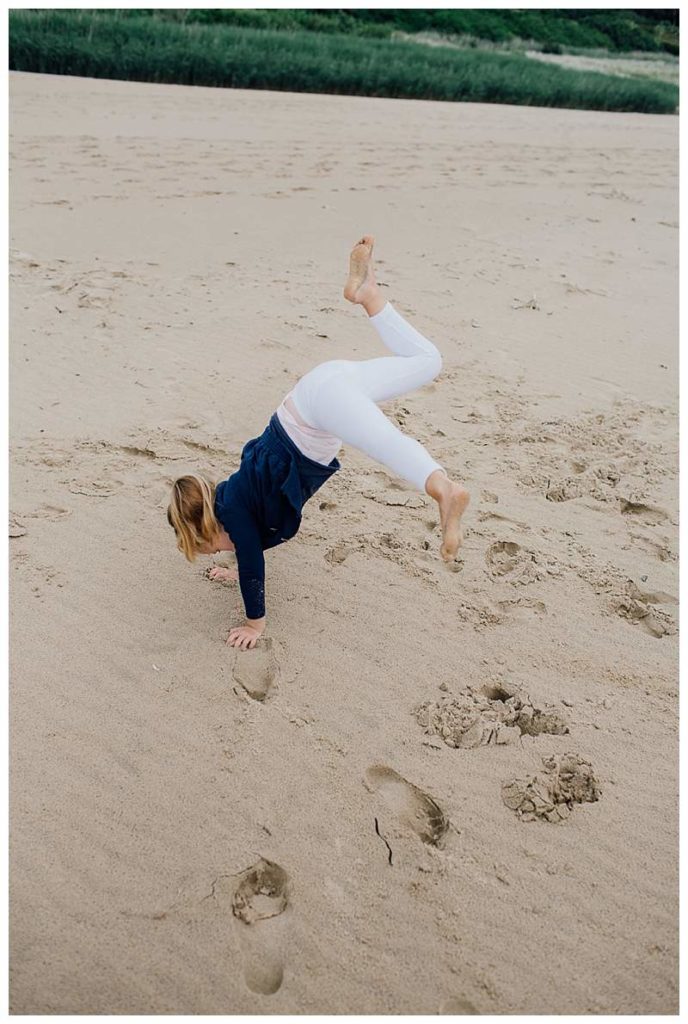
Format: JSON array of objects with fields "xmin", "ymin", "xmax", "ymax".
[
  {"xmin": 502, "ymin": 753, "xmax": 600, "ymax": 823},
  {"xmin": 619, "ymin": 499, "xmax": 669, "ymax": 526},
  {"xmin": 22, "ymin": 504, "xmax": 71, "ymax": 521},
  {"xmin": 416, "ymin": 684, "xmax": 568, "ymax": 750},
  {"xmin": 364, "ymin": 765, "xmax": 449, "ymax": 847},
  {"xmin": 232, "ymin": 858, "xmax": 290, "ymax": 995},
  {"xmin": 628, "ymin": 532, "xmax": 677, "ymax": 564},
  {"xmin": 545, "ymin": 478, "xmax": 591, "ymax": 503},
  {"xmin": 324, "ymin": 538, "xmax": 369, "ymax": 566},
  {"xmin": 612, "ymin": 582, "xmax": 678, "ymax": 639},
  {"xmin": 456, "ymin": 600, "xmax": 503, "ymax": 631},
  {"xmin": 495, "ymin": 597, "xmax": 547, "ymax": 620},
  {"xmin": 485, "ymin": 540, "xmax": 544, "ymax": 585},
  {"xmin": 325, "ymin": 543, "xmax": 351, "ymax": 565},
  {"xmin": 485, "ymin": 540, "xmax": 522, "ymax": 575},
  {"xmin": 232, "ymin": 637, "xmax": 279, "ymax": 702}
]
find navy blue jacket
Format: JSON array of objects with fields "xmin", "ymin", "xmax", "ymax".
[{"xmin": 214, "ymin": 413, "xmax": 340, "ymax": 620}]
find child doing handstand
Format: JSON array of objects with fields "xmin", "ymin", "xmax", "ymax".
[{"xmin": 167, "ymin": 236, "xmax": 470, "ymax": 649}]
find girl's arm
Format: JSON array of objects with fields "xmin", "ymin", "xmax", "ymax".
[{"xmin": 227, "ymin": 515, "xmax": 267, "ymax": 651}]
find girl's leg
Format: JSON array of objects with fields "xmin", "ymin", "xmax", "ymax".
[
  {"xmin": 298, "ymin": 300, "xmax": 443, "ymax": 486},
  {"xmin": 296, "ymin": 235, "xmax": 470, "ymax": 560},
  {"xmin": 306, "ymin": 367, "xmax": 468, "ymax": 561},
  {"xmin": 291, "ymin": 301, "xmax": 443, "ymax": 486},
  {"xmin": 350, "ymin": 299, "xmax": 442, "ymax": 403},
  {"xmin": 307, "ymin": 371, "xmax": 443, "ymax": 492}
]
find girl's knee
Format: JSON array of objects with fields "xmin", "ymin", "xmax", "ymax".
[
  {"xmin": 420, "ymin": 349, "xmax": 442, "ymax": 383},
  {"xmin": 429, "ymin": 350, "xmax": 442, "ymax": 378}
]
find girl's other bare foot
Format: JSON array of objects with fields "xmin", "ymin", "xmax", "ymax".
[
  {"xmin": 425, "ymin": 470, "xmax": 471, "ymax": 562},
  {"xmin": 344, "ymin": 235, "xmax": 385, "ymax": 315}
]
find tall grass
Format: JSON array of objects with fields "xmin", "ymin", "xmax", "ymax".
[
  {"xmin": 8, "ymin": 10, "xmax": 679, "ymax": 114},
  {"xmin": 85, "ymin": 7, "xmax": 681, "ymax": 55}
]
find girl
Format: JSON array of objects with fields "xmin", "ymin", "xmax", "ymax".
[{"xmin": 167, "ymin": 236, "xmax": 470, "ymax": 650}]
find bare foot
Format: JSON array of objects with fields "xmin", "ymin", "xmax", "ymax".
[
  {"xmin": 343, "ymin": 235, "xmax": 376, "ymax": 304},
  {"xmin": 426, "ymin": 470, "xmax": 470, "ymax": 562},
  {"xmin": 438, "ymin": 484, "xmax": 470, "ymax": 562}
]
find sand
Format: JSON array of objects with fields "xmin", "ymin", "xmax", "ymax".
[
  {"xmin": 524, "ymin": 50, "xmax": 680, "ymax": 86},
  {"xmin": 9, "ymin": 71, "xmax": 678, "ymax": 1014}
]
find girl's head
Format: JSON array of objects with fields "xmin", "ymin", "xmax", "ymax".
[{"xmin": 167, "ymin": 474, "xmax": 220, "ymax": 561}]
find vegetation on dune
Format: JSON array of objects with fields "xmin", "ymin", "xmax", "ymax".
[
  {"xmin": 84, "ymin": 8, "xmax": 680, "ymax": 56},
  {"xmin": 8, "ymin": 9, "xmax": 679, "ymax": 114}
]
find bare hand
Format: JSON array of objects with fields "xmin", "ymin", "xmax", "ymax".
[
  {"xmin": 227, "ymin": 624, "xmax": 264, "ymax": 651},
  {"xmin": 207, "ymin": 566, "xmax": 238, "ymax": 583}
]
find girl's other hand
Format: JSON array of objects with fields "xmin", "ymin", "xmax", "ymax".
[
  {"xmin": 207, "ymin": 566, "xmax": 238, "ymax": 583},
  {"xmin": 227, "ymin": 623, "xmax": 264, "ymax": 650}
]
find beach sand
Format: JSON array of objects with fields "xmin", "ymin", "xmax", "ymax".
[{"xmin": 9, "ymin": 71, "xmax": 678, "ymax": 1013}]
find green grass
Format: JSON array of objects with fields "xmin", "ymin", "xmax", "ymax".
[
  {"xmin": 9, "ymin": 10, "xmax": 679, "ymax": 114},
  {"xmin": 94, "ymin": 8, "xmax": 681, "ymax": 56}
]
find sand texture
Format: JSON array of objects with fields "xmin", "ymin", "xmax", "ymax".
[{"xmin": 9, "ymin": 72, "xmax": 678, "ymax": 1014}]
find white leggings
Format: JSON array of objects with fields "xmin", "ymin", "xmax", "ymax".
[{"xmin": 291, "ymin": 302, "xmax": 444, "ymax": 491}]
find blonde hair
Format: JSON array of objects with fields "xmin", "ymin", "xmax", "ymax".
[{"xmin": 167, "ymin": 474, "xmax": 220, "ymax": 561}]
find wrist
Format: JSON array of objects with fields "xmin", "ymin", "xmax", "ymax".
[{"xmin": 246, "ymin": 616, "xmax": 266, "ymax": 630}]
